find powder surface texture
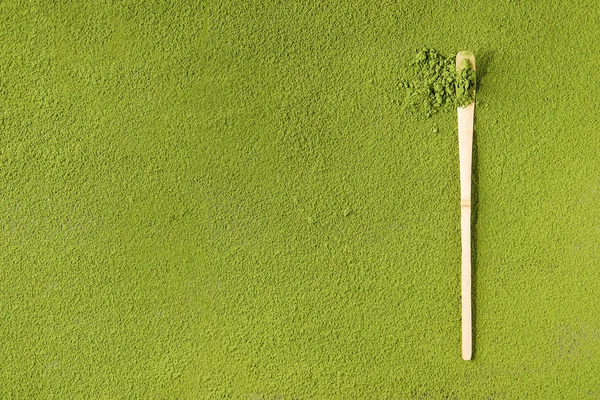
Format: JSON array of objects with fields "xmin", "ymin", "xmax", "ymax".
[{"xmin": 1, "ymin": 0, "xmax": 599, "ymax": 398}]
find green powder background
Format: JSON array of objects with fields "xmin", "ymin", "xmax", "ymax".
[{"xmin": 1, "ymin": 0, "xmax": 599, "ymax": 398}]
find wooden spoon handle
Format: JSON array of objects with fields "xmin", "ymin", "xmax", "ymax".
[{"xmin": 456, "ymin": 51, "xmax": 475, "ymax": 361}]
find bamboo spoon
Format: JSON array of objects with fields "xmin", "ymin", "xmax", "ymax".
[{"xmin": 456, "ymin": 51, "xmax": 475, "ymax": 361}]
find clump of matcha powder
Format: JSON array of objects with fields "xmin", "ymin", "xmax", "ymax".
[{"xmin": 400, "ymin": 48, "xmax": 476, "ymax": 117}]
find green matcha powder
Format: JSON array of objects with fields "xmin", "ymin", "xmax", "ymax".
[{"xmin": 400, "ymin": 48, "xmax": 476, "ymax": 118}]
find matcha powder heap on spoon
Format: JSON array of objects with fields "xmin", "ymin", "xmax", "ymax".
[{"xmin": 400, "ymin": 48, "xmax": 476, "ymax": 118}]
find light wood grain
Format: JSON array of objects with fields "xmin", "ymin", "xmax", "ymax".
[{"xmin": 456, "ymin": 51, "xmax": 475, "ymax": 361}]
